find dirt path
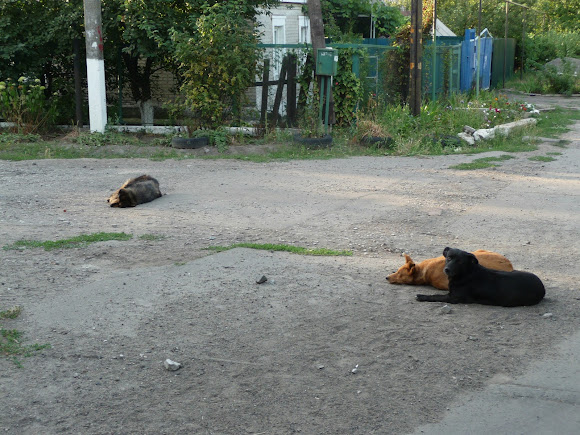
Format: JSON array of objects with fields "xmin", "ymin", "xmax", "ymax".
[{"xmin": 1, "ymin": 115, "xmax": 579, "ymax": 434}]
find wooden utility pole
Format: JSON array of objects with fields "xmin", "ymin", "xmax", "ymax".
[
  {"xmin": 83, "ymin": 0, "xmax": 107, "ymax": 133},
  {"xmin": 307, "ymin": 0, "xmax": 334, "ymax": 125},
  {"xmin": 409, "ymin": 0, "xmax": 423, "ymax": 116},
  {"xmin": 307, "ymin": 0, "xmax": 325, "ymax": 62}
]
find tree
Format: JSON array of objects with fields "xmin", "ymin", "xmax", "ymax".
[
  {"xmin": 319, "ymin": 0, "xmax": 405, "ymax": 39},
  {"xmin": 1, "ymin": 0, "xmax": 278, "ymax": 126},
  {"xmin": 0, "ymin": 0, "xmax": 84, "ymax": 122},
  {"xmin": 172, "ymin": 1, "xmax": 262, "ymax": 129}
]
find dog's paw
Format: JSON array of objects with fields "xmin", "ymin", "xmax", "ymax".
[{"xmin": 416, "ymin": 294, "xmax": 429, "ymax": 302}]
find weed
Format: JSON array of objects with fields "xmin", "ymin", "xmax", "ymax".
[
  {"xmin": 535, "ymin": 108, "xmax": 580, "ymax": 138},
  {"xmin": 3, "ymin": 232, "xmax": 133, "ymax": 251},
  {"xmin": 206, "ymin": 243, "xmax": 352, "ymax": 256},
  {"xmin": 1, "ymin": 94, "xmax": 578, "ymax": 162},
  {"xmin": 528, "ymin": 156, "xmax": 556, "ymax": 162},
  {"xmin": 450, "ymin": 154, "xmax": 516, "ymax": 170},
  {"xmin": 0, "ymin": 306, "xmax": 22, "ymax": 319},
  {"xmin": 139, "ymin": 234, "xmax": 166, "ymax": 241},
  {"xmin": 1, "ymin": 306, "xmax": 51, "ymax": 367}
]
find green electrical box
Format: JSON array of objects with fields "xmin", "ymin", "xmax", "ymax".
[{"xmin": 316, "ymin": 48, "xmax": 338, "ymax": 76}]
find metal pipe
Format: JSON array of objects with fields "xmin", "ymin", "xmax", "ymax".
[
  {"xmin": 432, "ymin": 0, "xmax": 437, "ymax": 101},
  {"xmin": 476, "ymin": 0, "xmax": 481, "ymax": 96},
  {"xmin": 504, "ymin": 1, "xmax": 508, "ymax": 89}
]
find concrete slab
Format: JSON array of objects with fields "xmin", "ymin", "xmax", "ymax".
[{"xmin": 412, "ymin": 330, "xmax": 580, "ymax": 435}]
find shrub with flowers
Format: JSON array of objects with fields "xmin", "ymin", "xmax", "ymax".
[
  {"xmin": 0, "ymin": 77, "xmax": 57, "ymax": 134},
  {"xmin": 481, "ymin": 94, "xmax": 534, "ymax": 128}
]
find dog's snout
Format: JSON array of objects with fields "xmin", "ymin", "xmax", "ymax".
[{"xmin": 443, "ymin": 267, "xmax": 450, "ymax": 275}]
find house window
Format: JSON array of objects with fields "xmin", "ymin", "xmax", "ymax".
[
  {"xmin": 272, "ymin": 16, "xmax": 286, "ymax": 79},
  {"xmin": 299, "ymin": 16, "xmax": 310, "ymax": 44}
]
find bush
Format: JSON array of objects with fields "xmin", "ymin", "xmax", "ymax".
[
  {"xmin": 0, "ymin": 77, "xmax": 57, "ymax": 133},
  {"xmin": 171, "ymin": 1, "xmax": 262, "ymax": 130},
  {"xmin": 333, "ymin": 48, "xmax": 363, "ymax": 126},
  {"xmin": 524, "ymin": 31, "xmax": 580, "ymax": 70}
]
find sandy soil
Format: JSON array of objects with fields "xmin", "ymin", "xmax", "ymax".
[{"xmin": 1, "ymin": 112, "xmax": 579, "ymax": 434}]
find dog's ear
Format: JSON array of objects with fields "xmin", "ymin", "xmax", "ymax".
[
  {"xmin": 404, "ymin": 254, "xmax": 414, "ymax": 266},
  {"xmin": 443, "ymin": 247, "xmax": 450, "ymax": 257},
  {"xmin": 468, "ymin": 253, "xmax": 479, "ymax": 265}
]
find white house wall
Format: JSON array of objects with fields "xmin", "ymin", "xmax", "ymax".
[{"xmin": 256, "ymin": 1, "xmax": 310, "ymax": 119}]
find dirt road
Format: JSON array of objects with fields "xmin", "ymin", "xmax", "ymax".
[{"xmin": 1, "ymin": 115, "xmax": 579, "ymax": 434}]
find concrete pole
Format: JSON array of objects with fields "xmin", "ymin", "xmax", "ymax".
[{"xmin": 83, "ymin": 0, "xmax": 107, "ymax": 133}]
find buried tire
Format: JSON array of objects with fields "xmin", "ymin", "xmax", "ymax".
[
  {"xmin": 293, "ymin": 133, "xmax": 333, "ymax": 149},
  {"xmin": 172, "ymin": 136, "xmax": 209, "ymax": 149}
]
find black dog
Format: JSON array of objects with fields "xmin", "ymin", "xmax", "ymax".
[
  {"xmin": 107, "ymin": 175, "xmax": 162, "ymax": 208},
  {"xmin": 416, "ymin": 247, "xmax": 545, "ymax": 307}
]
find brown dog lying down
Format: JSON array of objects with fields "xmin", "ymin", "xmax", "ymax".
[
  {"xmin": 108, "ymin": 175, "xmax": 162, "ymax": 208},
  {"xmin": 387, "ymin": 249, "xmax": 513, "ymax": 290}
]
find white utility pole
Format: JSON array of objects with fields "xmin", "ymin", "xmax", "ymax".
[{"xmin": 83, "ymin": 0, "xmax": 107, "ymax": 133}]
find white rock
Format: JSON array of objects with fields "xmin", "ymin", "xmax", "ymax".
[
  {"xmin": 457, "ymin": 132, "xmax": 475, "ymax": 145},
  {"xmin": 473, "ymin": 128, "xmax": 495, "ymax": 141},
  {"xmin": 440, "ymin": 304, "xmax": 452, "ymax": 314},
  {"xmin": 164, "ymin": 359, "xmax": 182, "ymax": 371}
]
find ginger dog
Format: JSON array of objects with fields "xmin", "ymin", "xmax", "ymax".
[{"xmin": 387, "ymin": 249, "xmax": 513, "ymax": 290}]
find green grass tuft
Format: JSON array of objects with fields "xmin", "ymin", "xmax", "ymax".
[
  {"xmin": 206, "ymin": 243, "xmax": 352, "ymax": 256},
  {"xmin": 139, "ymin": 234, "xmax": 166, "ymax": 241},
  {"xmin": 1, "ymin": 306, "xmax": 51, "ymax": 367},
  {"xmin": 450, "ymin": 154, "xmax": 516, "ymax": 170},
  {"xmin": 0, "ymin": 306, "xmax": 22, "ymax": 319},
  {"xmin": 528, "ymin": 155, "xmax": 556, "ymax": 162},
  {"xmin": 3, "ymin": 232, "xmax": 133, "ymax": 251}
]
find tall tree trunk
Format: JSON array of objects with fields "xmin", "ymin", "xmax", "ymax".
[
  {"xmin": 307, "ymin": 0, "xmax": 334, "ymax": 126},
  {"xmin": 307, "ymin": 0, "xmax": 325, "ymax": 62}
]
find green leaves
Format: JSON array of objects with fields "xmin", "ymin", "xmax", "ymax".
[{"xmin": 173, "ymin": 1, "xmax": 262, "ymax": 129}]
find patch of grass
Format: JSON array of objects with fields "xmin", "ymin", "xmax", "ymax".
[
  {"xmin": 206, "ymin": 243, "xmax": 352, "ymax": 256},
  {"xmin": 450, "ymin": 154, "xmax": 516, "ymax": 170},
  {"xmin": 2, "ymin": 93, "xmax": 578, "ymax": 162},
  {"xmin": 546, "ymin": 152, "xmax": 562, "ymax": 156},
  {"xmin": 3, "ymin": 232, "xmax": 133, "ymax": 251},
  {"xmin": 528, "ymin": 155, "xmax": 556, "ymax": 162},
  {"xmin": 0, "ymin": 306, "xmax": 22, "ymax": 319},
  {"xmin": 139, "ymin": 234, "xmax": 166, "ymax": 241},
  {"xmin": 1, "ymin": 306, "xmax": 51, "ymax": 367},
  {"xmin": 535, "ymin": 108, "xmax": 580, "ymax": 138}
]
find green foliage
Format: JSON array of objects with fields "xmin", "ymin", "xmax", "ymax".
[
  {"xmin": 528, "ymin": 155, "xmax": 556, "ymax": 162},
  {"xmin": 507, "ymin": 62, "xmax": 580, "ymax": 96},
  {"xmin": 379, "ymin": 0, "xmax": 433, "ymax": 106},
  {"xmin": 3, "ymin": 232, "xmax": 133, "ymax": 251},
  {"xmin": 333, "ymin": 49, "xmax": 363, "ymax": 126},
  {"xmin": 1, "ymin": 306, "xmax": 50, "ymax": 367},
  {"xmin": 172, "ymin": 1, "xmax": 262, "ymax": 129},
  {"xmin": 524, "ymin": 31, "xmax": 580, "ymax": 70},
  {"xmin": 319, "ymin": 0, "xmax": 405, "ymax": 38},
  {"xmin": 206, "ymin": 243, "xmax": 353, "ymax": 256},
  {"xmin": 450, "ymin": 154, "xmax": 516, "ymax": 170},
  {"xmin": 542, "ymin": 62, "xmax": 579, "ymax": 96},
  {"xmin": 535, "ymin": 0, "xmax": 580, "ymax": 33},
  {"xmin": 0, "ymin": 78, "xmax": 57, "ymax": 133},
  {"xmin": 139, "ymin": 234, "xmax": 166, "ymax": 241},
  {"xmin": 298, "ymin": 81, "xmax": 325, "ymax": 138},
  {"xmin": 0, "ymin": 306, "xmax": 22, "ymax": 320},
  {"xmin": 75, "ymin": 130, "xmax": 141, "ymax": 147}
]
